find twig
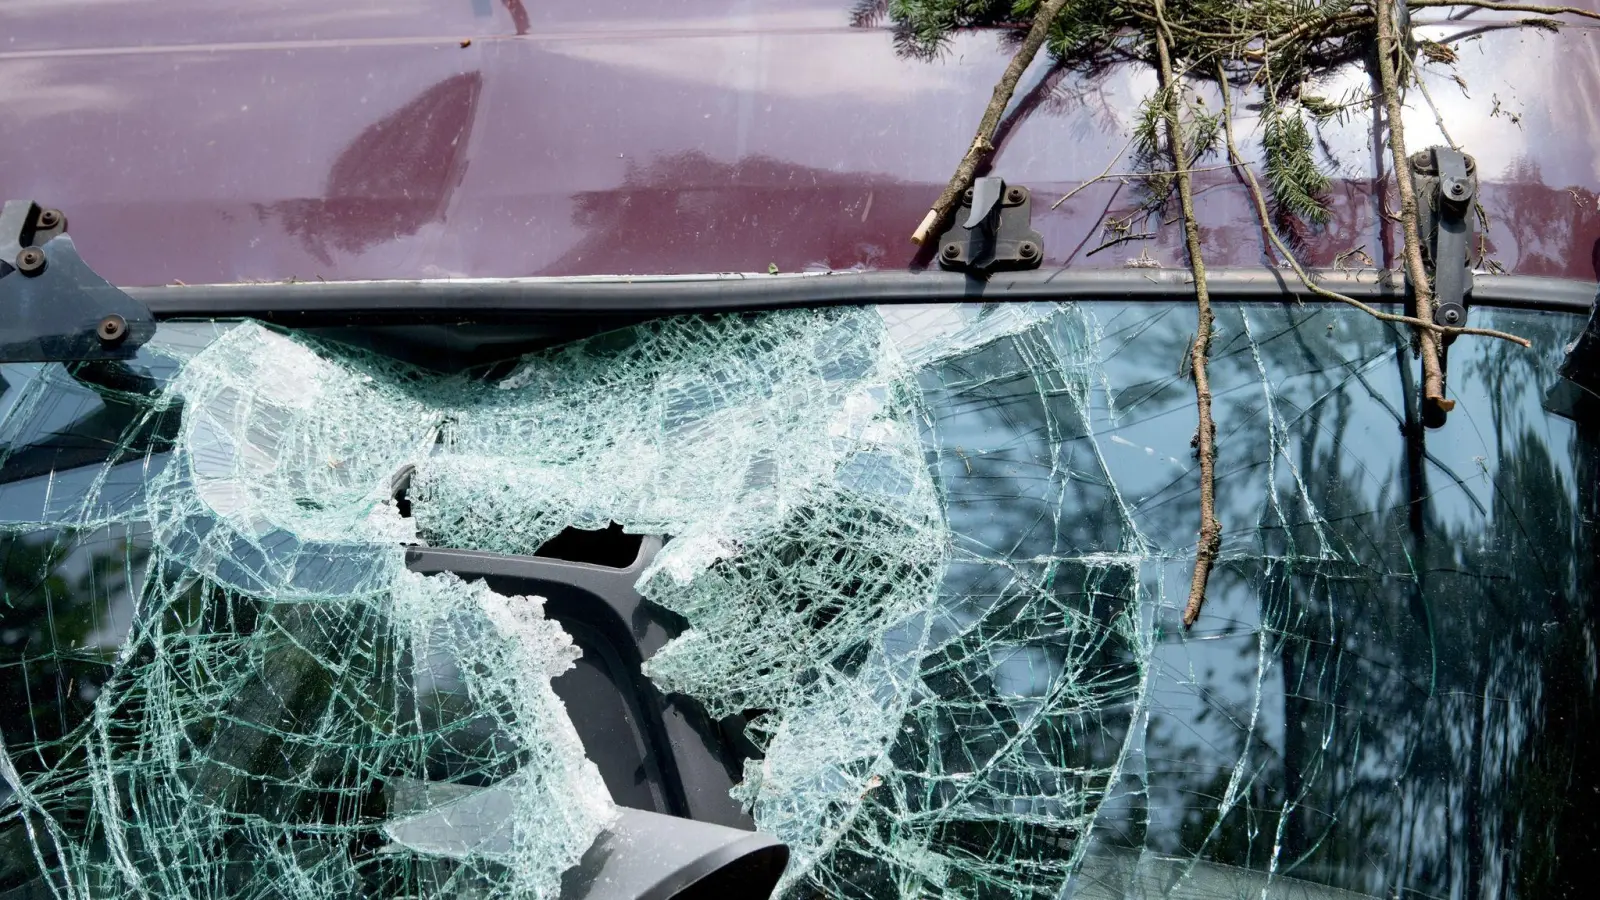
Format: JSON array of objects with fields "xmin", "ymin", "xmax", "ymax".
[
  {"xmin": 1377, "ymin": 0, "xmax": 1454, "ymax": 414},
  {"xmin": 1052, "ymin": 133, "xmax": 1137, "ymax": 209},
  {"xmin": 1052, "ymin": 162, "xmax": 1233, "ymax": 210},
  {"xmin": 1412, "ymin": 70, "xmax": 1459, "ymax": 150},
  {"xmin": 1215, "ymin": 67, "xmax": 1529, "ymax": 348},
  {"xmin": 1085, "ymin": 231, "xmax": 1158, "ymax": 256},
  {"xmin": 1128, "ymin": 7, "xmax": 1260, "ymax": 44},
  {"xmin": 1064, "ymin": 181, "xmax": 1130, "ymax": 264},
  {"xmin": 1260, "ymin": 9, "xmax": 1372, "ymax": 54},
  {"xmin": 910, "ymin": 0, "xmax": 1075, "ymax": 244},
  {"xmin": 1150, "ymin": 0, "xmax": 1221, "ymax": 630},
  {"xmin": 1404, "ymin": 0, "xmax": 1600, "ymax": 23},
  {"xmin": 1334, "ymin": 245, "xmax": 1375, "ymax": 270}
]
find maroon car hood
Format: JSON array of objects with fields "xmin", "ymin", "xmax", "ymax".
[{"xmin": 3, "ymin": 0, "xmax": 1599, "ymax": 286}]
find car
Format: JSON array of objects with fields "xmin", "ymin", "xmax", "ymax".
[{"xmin": 2, "ymin": 2, "xmax": 1598, "ymax": 899}]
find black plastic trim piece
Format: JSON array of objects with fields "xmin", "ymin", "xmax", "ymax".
[
  {"xmin": 632, "ymin": 832, "xmax": 786, "ymax": 900},
  {"xmin": 558, "ymin": 807, "xmax": 787, "ymax": 900},
  {"xmin": 1561, "ymin": 301, "xmax": 1600, "ymax": 399},
  {"xmin": 404, "ymin": 541, "xmax": 754, "ymax": 830},
  {"xmin": 125, "ymin": 268, "xmax": 1597, "ymax": 325},
  {"xmin": 1, "ymin": 231, "xmax": 157, "ymax": 362}
]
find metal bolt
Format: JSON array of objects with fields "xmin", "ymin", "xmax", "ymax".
[
  {"xmin": 963, "ymin": 188, "xmax": 974, "ymax": 205},
  {"xmin": 15, "ymin": 247, "xmax": 46, "ymax": 276},
  {"xmin": 36, "ymin": 208, "xmax": 63, "ymax": 229},
  {"xmin": 1442, "ymin": 307, "xmax": 1462, "ymax": 325},
  {"xmin": 942, "ymin": 243, "xmax": 961, "ymax": 260},
  {"xmin": 97, "ymin": 314, "xmax": 128, "ymax": 345},
  {"xmin": 1019, "ymin": 242, "xmax": 1038, "ymax": 259},
  {"xmin": 1007, "ymin": 187, "xmax": 1026, "ymax": 204}
]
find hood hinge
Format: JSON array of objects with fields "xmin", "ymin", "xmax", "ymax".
[{"xmin": 934, "ymin": 177, "xmax": 1044, "ymax": 274}]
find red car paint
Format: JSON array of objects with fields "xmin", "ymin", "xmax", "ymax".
[{"xmin": 3, "ymin": 0, "xmax": 1597, "ymax": 286}]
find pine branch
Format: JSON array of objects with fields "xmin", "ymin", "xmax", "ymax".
[
  {"xmin": 1262, "ymin": 105, "xmax": 1332, "ymax": 224},
  {"xmin": 1149, "ymin": 0, "xmax": 1221, "ymax": 630},
  {"xmin": 909, "ymin": 0, "xmax": 1076, "ymax": 244},
  {"xmin": 1376, "ymin": 0, "xmax": 1452, "ymax": 415}
]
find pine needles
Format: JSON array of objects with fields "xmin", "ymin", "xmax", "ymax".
[{"xmin": 1262, "ymin": 105, "xmax": 1331, "ymax": 225}]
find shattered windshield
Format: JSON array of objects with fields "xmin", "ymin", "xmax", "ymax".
[{"xmin": 1, "ymin": 300, "xmax": 1595, "ymax": 899}]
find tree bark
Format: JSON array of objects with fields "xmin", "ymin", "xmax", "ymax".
[
  {"xmin": 1376, "ymin": 0, "xmax": 1454, "ymax": 415},
  {"xmin": 1149, "ymin": 0, "xmax": 1221, "ymax": 628},
  {"xmin": 910, "ymin": 0, "xmax": 1075, "ymax": 244}
]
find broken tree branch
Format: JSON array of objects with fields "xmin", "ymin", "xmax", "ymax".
[
  {"xmin": 910, "ymin": 0, "xmax": 1074, "ymax": 244},
  {"xmin": 1149, "ymin": 0, "xmax": 1221, "ymax": 629},
  {"xmin": 1215, "ymin": 65, "xmax": 1530, "ymax": 349},
  {"xmin": 1376, "ymin": 0, "xmax": 1454, "ymax": 414}
]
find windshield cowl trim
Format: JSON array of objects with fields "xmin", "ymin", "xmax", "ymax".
[{"xmin": 124, "ymin": 267, "xmax": 1597, "ymax": 325}]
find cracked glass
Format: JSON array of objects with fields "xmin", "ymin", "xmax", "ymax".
[{"xmin": 1, "ymin": 301, "xmax": 1596, "ymax": 900}]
